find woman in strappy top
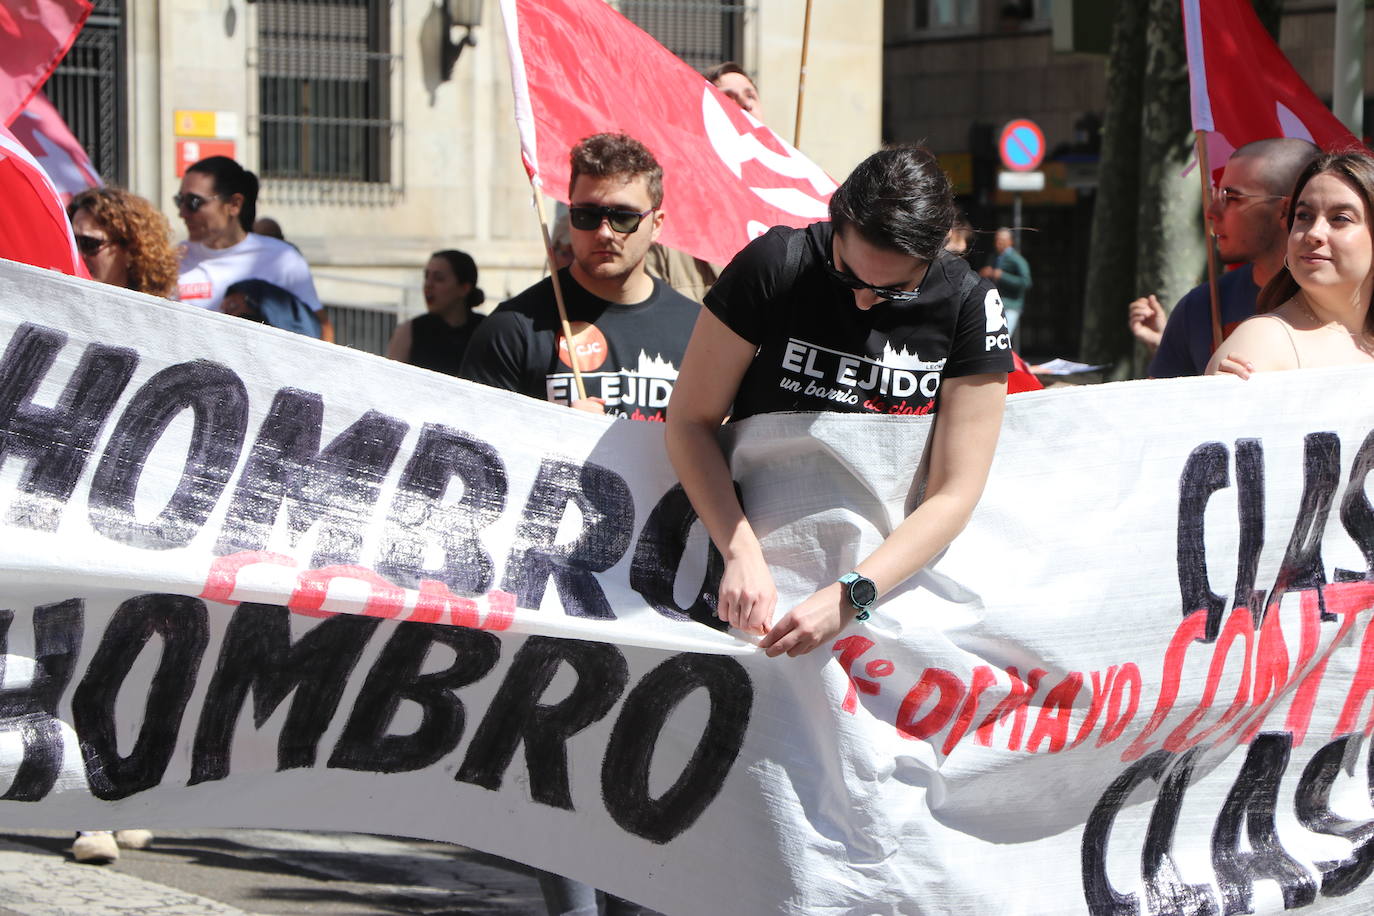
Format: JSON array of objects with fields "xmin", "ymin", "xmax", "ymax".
[{"xmin": 1207, "ymin": 151, "xmax": 1374, "ymax": 377}]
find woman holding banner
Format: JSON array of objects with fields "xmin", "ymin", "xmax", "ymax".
[
  {"xmin": 1209, "ymin": 151, "xmax": 1374, "ymax": 376},
  {"xmin": 666, "ymin": 146, "xmax": 1013, "ymax": 657}
]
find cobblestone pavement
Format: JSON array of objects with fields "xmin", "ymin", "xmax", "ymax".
[{"xmin": 0, "ymin": 829, "xmax": 549, "ymax": 915}]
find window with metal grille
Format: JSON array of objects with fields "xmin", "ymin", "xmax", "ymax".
[
  {"xmin": 46, "ymin": 0, "xmax": 124, "ymax": 185},
  {"xmin": 257, "ymin": 0, "xmax": 397, "ymax": 187},
  {"xmin": 618, "ymin": 0, "xmax": 746, "ymax": 73}
]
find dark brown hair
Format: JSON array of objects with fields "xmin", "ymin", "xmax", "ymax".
[
  {"xmin": 945, "ymin": 215, "xmax": 976, "ymax": 256},
  {"xmin": 569, "ymin": 133, "xmax": 664, "ymax": 208},
  {"xmin": 186, "ymin": 155, "xmax": 259, "ymax": 232},
  {"xmin": 705, "ymin": 61, "xmax": 754, "ymax": 89},
  {"xmin": 829, "ymin": 146, "xmax": 955, "ymax": 261},
  {"xmin": 429, "ymin": 249, "xmax": 485, "ymax": 308},
  {"xmin": 1256, "ymin": 151, "xmax": 1374, "ymax": 337}
]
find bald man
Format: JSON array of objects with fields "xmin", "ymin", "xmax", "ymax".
[{"xmin": 1129, "ymin": 137, "xmax": 1321, "ymax": 377}]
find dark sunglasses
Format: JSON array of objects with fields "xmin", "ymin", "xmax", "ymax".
[
  {"xmin": 568, "ymin": 205, "xmax": 656, "ymax": 234},
  {"xmin": 824, "ymin": 257, "xmax": 924, "ymax": 303},
  {"xmin": 74, "ymin": 234, "xmax": 115, "ymax": 256},
  {"xmin": 173, "ymin": 192, "xmax": 222, "ymax": 213}
]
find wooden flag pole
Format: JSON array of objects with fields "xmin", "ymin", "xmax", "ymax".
[
  {"xmin": 793, "ymin": 0, "xmax": 814, "ymax": 148},
  {"xmin": 1195, "ymin": 130, "xmax": 1224, "ymax": 353},
  {"xmin": 532, "ymin": 191, "xmax": 588, "ymax": 402}
]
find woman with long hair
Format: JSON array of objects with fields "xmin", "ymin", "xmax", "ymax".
[
  {"xmin": 386, "ymin": 249, "xmax": 486, "ymax": 376},
  {"xmin": 67, "ymin": 188, "xmax": 179, "ymax": 297},
  {"xmin": 1208, "ymin": 151, "xmax": 1374, "ymax": 376}
]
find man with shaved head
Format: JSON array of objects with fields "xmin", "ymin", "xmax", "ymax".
[{"xmin": 1129, "ymin": 137, "xmax": 1321, "ymax": 377}]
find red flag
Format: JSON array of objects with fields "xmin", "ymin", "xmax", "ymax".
[
  {"xmin": 1007, "ymin": 352, "xmax": 1043, "ymax": 395},
  {"xmin": 0, "ymin": 122, "xmax": 86, "ymax": 276},
  {"xmin": 1182, "ymin": 0, "xmax": 1362, "ymax": 172},
  {"xmin": 0, "ymin": 0, "xmax": 92, "ymax": 126},
  {"xmin": 499, "ymin": 0, "xmax": 836, "ymax": 266},
  {"xmin": 11, "ymin": 91, "xmax": 100, "ymax": 202}
]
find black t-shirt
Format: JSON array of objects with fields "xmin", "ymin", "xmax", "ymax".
[
  {"xmin": 704, "ymin": 222, "xmax": 1013, "ymax": 421},
  {"xmin": 459, "ymin": 268, "xmax": 700, "ymax": 422},
  {"xmin": 408, "ymin": 311, "xmax": 484, "ymax": 377}
]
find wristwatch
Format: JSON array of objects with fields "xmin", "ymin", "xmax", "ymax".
[{"xmin": 837, "ymin": 572, "xmax": 877, "ymax": 621}]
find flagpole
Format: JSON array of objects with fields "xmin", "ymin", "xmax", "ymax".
[
  {"xmin": 793, "ymin": 0, "xmax": 814, "ymax": 148},
  {"xmin": 1195, "ymin": 130, "xmax": 1223, "ymax": 353},
  {"xmin": 531, "ymin": 191, "xmax": 588, "ymax": 402}
]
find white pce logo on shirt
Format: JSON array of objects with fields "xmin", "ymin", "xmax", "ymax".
[
  {"xmin": 984, "ymin": 289, "xmax": 1010, "ymax": 351},
  {"xmin": 701, "ymin": 88, "xmax": 837, "ymax": 222}
]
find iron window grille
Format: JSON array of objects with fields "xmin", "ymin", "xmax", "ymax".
[
  {"xmin": 46, "ymin": 0, "xmax": 125, "ymax": 186},
  {"xmin": 617, "ymin": 0, "xmax": 747, "ymax": 73},
  {"xmin": 255, "ymin": 0, "xmax": 402, "ymax": 205}
]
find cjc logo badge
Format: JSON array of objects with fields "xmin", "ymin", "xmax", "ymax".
[
  {"xmin": 701, "ymin": 88, "xmax": 836, "ymax": 222},
  {"xmin": 558, "ymin": 321, "xmax": 609, "ymax": 372}
]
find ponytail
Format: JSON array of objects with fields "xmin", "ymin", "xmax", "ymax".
[{"xmin": 187, "ymin": 155, "xmax": 259, "ymax": 232}]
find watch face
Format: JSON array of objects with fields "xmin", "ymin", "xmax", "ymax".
[{"xmin": 850, "ymin": 577, "xmax": 877, "ymax": 608}]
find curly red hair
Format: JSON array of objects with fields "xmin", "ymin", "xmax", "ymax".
[{"xmin": 67, "ymin": 188, "xmax": 179, "ymax": 297}]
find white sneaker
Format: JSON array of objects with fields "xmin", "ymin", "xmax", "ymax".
[
  {"xmin": 114, "ymin": 829, "xmax": 153, "ymax": 850},
  {"xmin": 72, "ymin": 831, "xmax": 119, "ymax": 864}
]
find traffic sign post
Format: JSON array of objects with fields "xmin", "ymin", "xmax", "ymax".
[{"xmin": 998, "ymin": 118, "xmax": 1046, "ymax": 248}]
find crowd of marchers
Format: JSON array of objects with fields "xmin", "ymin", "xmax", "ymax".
[{"xmin": 60, "ymin": 61, "xmax": 1374, "ymax": 912}]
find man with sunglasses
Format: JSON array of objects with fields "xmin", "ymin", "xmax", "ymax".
[
  {"xmin": 1129, "ymin": 138, "xmax": 1319, "ymax": 377},
  {"xmin": 667, "ymin": 146, "xmax": 1013, "ymax": 659},
  {"xmin": 462, "ymin": 133, "xmax": 698, "ymax": 424}
]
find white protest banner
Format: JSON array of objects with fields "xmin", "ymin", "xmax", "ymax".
[{"xmin": 1, "ymin": 258, "xmax": 1374, "ymax": 914}]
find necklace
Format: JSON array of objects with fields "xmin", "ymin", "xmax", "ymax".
[
  {"xmin": 1294, "ymin": 292, "xmax": 1328, "ymax": 327},
  {"xmin": 1295, "ymin": 293, "xmax": 1360, "ymax": 334},
  {"xmin": 1294, "ymin": 293, "xmax": 1374, "ymax": 354}
]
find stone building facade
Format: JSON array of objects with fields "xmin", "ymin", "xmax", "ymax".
[
  {"xmin": 52, "ymin": 0, "xmax": 882, "ymax": 350},
  {"xmin": 883, "ymin": 0, "xmax": 1370, "ymax": 358}
]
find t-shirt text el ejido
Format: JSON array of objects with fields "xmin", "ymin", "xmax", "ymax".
[{"xmin": 704, "ymin": 222, "xmax": 1014, "ymax": 421}]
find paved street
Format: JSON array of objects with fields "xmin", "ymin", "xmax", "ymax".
[{"xmin": 0, "ymin": 830, "xmax": 549, "ymax": 915}]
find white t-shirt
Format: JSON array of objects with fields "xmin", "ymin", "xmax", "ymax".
[{"xmin": 177, "ymin": 233, "xmax": 322, "ymax": 312}]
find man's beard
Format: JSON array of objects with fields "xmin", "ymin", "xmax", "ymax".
[{"xmin": 577, "ymin": 254, "xmax": 637, "ymax": 282}]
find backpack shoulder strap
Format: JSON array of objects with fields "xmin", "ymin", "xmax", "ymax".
[{"xmin": 783, "ymin": 226, "xmax": 810, "ymax": 289}]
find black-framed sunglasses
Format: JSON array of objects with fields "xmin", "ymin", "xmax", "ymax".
[
  {"xmin": 568, "ymin": 205, "xmax": 656, "ymax": 234},
  {"xmin": 824, "ymin": 257, "xmax": 924, "ymax": 303},
  {"xmin": 74, "ymin": 234, "xmax": 115, "ymax": 256},
  {"xmin": 173, "ymin": 192, "xmax": 222, "ymax": 213}
]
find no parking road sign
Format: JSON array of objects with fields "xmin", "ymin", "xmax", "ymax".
[{"xmin": 999, "ymin": 119, "xmax": 1045, "ymax": 172}]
